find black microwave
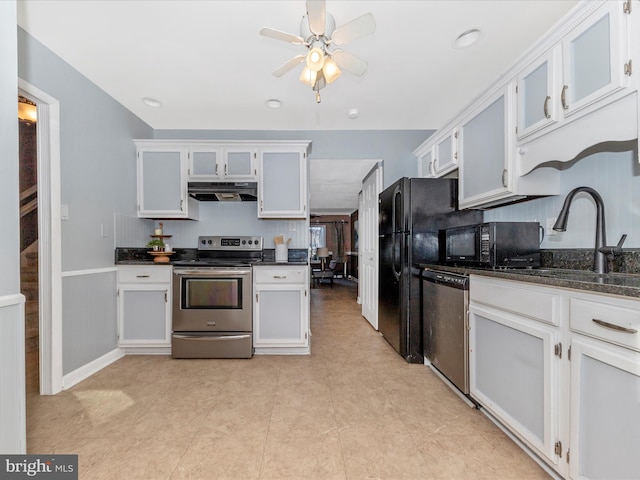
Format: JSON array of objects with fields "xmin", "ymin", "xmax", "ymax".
[{"xmin": 443, "ymin": 222, "xmax": 541, "ymax": 268}]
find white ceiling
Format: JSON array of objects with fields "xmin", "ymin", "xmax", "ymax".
[{"xmin": 17, "ymin": 0, "xmax": 579, "ymax": 214}]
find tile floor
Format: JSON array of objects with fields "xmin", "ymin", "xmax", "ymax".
[{"xmin": 27, "ymin": 279, "xmax": 552, "ymax": 479}]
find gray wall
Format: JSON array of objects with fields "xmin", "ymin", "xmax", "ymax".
[
  {"xmin": 17, "ymin": 28, "xmax": 153, "ymax": 375},
  {"xmin": 18, "ymin": 27, "xmax": 153, "ymax": 272},
  {"xmin": 1, "ymin": 5, "xmax": 20, "ymax": 296}
]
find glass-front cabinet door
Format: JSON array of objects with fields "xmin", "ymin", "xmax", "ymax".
[
  {"xmin": 458, "ymin": 85, "xmax": 514, "ymax": 209},
  {"xmin": 223, "ymin": 147, "xmax": 257, "ymax": 180},
  {"xmin": 188, "ymin": 146, "xmax": 222, "ymax": 179},
  {"xmin": 258, "ymin": 147, "xmax": 307, "ymax": 218},
  {"xmin": 561, "ymin": 1, "xmax": 629, "ymax": 116},
  {"xmin": 137, "ymin": 147, "xmax": 187, "ymax": 217},
  {"xmin": 517, "ymin": 47, "xmax": 560, "ymax": 139}
]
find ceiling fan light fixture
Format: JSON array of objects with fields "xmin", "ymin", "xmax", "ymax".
[
  {"xmin": 322, "ymin": 57, "xmax": 341, "ymax": 84},
  {"xmin": 299, "ymin": 66, "xmax": 317, "ymax": 87},
  {"xmin": 306, "ymin": 46, "xmax": 325, "ymax": 71}
]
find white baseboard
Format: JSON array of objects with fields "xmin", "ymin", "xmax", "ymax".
[
  {"xmin": 121, "ymin": 346, "xmax": 171, "ymax": 355},
  {"xmin": 62, "ymin": 348, "xmax": 125, "ymax": 390}
]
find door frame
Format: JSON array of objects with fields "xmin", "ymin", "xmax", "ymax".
[
  {"xmin": 19, "ymin": 79, "xmax": 63, "ymax": 395},
  {"xmin": 359, "ymin": 161, "xmax": 383, "ymax": 329}
]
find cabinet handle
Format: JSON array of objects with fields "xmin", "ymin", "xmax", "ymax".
[
  {"xmin": 501, "ymin": 169, "xmax": 508, "ymax": 188},
  {"xmin": 428, "ymin": 160, "xmax": 435, "ymax": 177},
  {"xmin": 224, "ymin": 164, "xmax": 228, "ymax": 176},
  {"xmin": 180, "ymin": 199, "xmax": 184, "ymax": 211},
  {"xmin": 273, "ymin": 275, "xmax": 287, "ymax": 279},
  {"xmin": 543, "ymin": 95, "xmax": 551, "ymax": 119},
  {"xmin": 561, "ymin": 85, "xmax": 569, "ymax": 110},
  {"xmin": 136, "ymin": 275, "xmax": 150, "ymax": 278},
  {"xmin": 592, "ymin": 318, "xmax": 638, "ymax": 334},
  {"xmin": 165, "ymin": 290, "xmax": 168, "ymax": 302},
  {"xmin": 215, "ymin": 163, "xmax": 219, "ymax": 175}
]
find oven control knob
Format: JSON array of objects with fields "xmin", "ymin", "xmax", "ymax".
[
  {"xmin": 201, "ymin": 239, "xmax": 206, "ymax": 245},
  {"xmin": 207, "ymin": 240, "xmax": 212, "ymax": 244},
  {"xmin": 242, "ymin": 240, "xmax": 247, "ymax": 245}
]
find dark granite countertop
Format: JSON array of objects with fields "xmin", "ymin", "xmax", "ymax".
[
  {"xmin": 258, "ymin": 261, "xmax": 309, "ymax": 266},
  {"xmin": 416, "ymin": 263, "xmax": 640, "ymax": 299}
]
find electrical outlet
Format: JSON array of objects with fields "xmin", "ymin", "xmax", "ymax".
[{"xmin": 546, "ymin": 217, "xmax": 557, "ymax": 236}]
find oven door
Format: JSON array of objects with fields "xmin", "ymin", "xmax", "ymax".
[{"xmin": 172, "ymin": 267, "xmax": 252, "ymax": 332}]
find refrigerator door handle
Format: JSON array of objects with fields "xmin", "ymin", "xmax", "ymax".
[
  {"xmin": 392, "ymin": 233, "xmax": 403, "ymax": 280},
  {"xmin": 392, "ymin": 184, "xmax": 402, "ymax": 233}
]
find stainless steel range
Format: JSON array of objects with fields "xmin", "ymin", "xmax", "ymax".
[{"xmin": 171, "ymin": 236, "xmax": 263, "ymax": 359}]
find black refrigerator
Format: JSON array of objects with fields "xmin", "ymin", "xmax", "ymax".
[{"xmin": 378, "ymin": 177, "xmax": 482, "ymax": 363}]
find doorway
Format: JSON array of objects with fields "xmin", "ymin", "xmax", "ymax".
[
  {"xmin": 18, "ymin": 96, "xmax": 39, "ymax": 394},
  {"xmin": 19, "ymin": 79, "xmax": 63, "ymax": 396}
]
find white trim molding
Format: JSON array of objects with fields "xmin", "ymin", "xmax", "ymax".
[{"xmin": 62, "ymin": 348, "xmax": 125, "ymax": 390}]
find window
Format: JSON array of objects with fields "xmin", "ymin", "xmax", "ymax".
[{"xmin": 309, "ymin": 225, "xmax": 326, "ymax": 258}]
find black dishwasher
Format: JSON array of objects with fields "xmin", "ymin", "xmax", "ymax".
[{"xmin": 422, "ymin": 269, "xmax": 470, "ymax": 394}]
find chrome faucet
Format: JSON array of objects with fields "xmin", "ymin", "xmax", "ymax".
[{"xmin": 552, "ymin": 186, "xmax": 626, "ymax": 274}]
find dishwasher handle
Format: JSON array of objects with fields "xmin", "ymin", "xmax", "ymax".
[{"xmin": 421, "ymin": 269, "xmax": 469, "ymax": 290}]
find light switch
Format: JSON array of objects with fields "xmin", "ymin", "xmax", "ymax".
[{"xmin": 61, "ymin": 204, "xmax": 69, "ymax": 221}]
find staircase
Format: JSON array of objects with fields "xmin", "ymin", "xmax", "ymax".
[{"xmin": 21, "ymin": 241, "xmax": 39, "ymax": 393}]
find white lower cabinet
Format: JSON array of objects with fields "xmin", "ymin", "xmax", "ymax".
[
  {"xmin": 253, "ymin": 265, "xmax": 309, "ymax": 354},
  {"xmin": 567, "ymin": 292, "xmax": 640, "ymax": 480},
  {"xmin": 469, "ymin": 278, "xmax": 563, "ymax": 473},
  {"xmin": 470, "ymin": 275, "xmax": 640, "ymax": 479},
  {"xmin": 568, "ymin": 336, "xmax": 640, "ymax": 480},
  {"xmin": 117, "ymin": 266, "xmax": 171, "ymax": 354}
]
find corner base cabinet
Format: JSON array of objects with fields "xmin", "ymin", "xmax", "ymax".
[
  {"xmin": 117, "ymin": 266, "xmax": 172, "ymax": 354},
  {"xmin": 253, "ymin": 265, "xmax": 309, "ymax": 354},
  {"xmin": 470, "ymin": 274, "xmax": 640, "ymax": 480}
]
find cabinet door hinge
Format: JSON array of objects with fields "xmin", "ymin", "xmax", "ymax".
[
  {"xmin": 515, "ymin": 85, "xmax": 518, "ymax": 94},
  {"xmin": 554, "ymin": 441, "xmax": 563, "ymax": 458},
  {"xmin": 554, "ymin": 342, "xmax": 562, "ymax": 359},
  {"xmin": 454, "ymin": 131, "xmax": 459, "ymax": 139},
  {"xmin": 566, "ymin": 448, "xmax": 570, "ymax": 464},
  {"xmin": 623, "ymin": 0, "xmax": 632, "ymax": 14},
  {"xmin": 625, "ymin": 60, "xmax": 632, "ymax": 76}
]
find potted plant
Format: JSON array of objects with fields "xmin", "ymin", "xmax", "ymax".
[{"xmin": 146, "ymin": 238, "xmax": 165, "ymax": 251}]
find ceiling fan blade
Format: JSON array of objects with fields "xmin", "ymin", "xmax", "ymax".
[
  {"xmin": 306, "ymin": 0, "xmax": 326, "ymax": 36},
  {"xmin": 332, "ymin": 49, "xmax": 368, "ymax": 77},
  {"xmin": 331, "ymin": 13, "xmax": 376, "ymax": 46},
  {"xmin": 259, "ymin": 27, "xmax": 305, "ymax": 45},
  {"xmin": 272, "ymin": 55, "xmax": 306, "ymax": 77}
]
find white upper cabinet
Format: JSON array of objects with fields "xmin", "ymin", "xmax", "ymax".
[
  {"xmin": 517, "ymin": 47, "xmax": 561, "ymax": 139},
  {"xmin": 561, "ymin": 1, "xmax": 629, "ymax": 117},
  {"xmin": 188, "ymin": 144, "xmax": 257, "ymax": 181},
  {"xmin": 414, "ymin": 128, "xmax": 459, "ymax": 178},
  {"xmin": 458, "ymin": 85, "xmax": 514, "ymax": 208},
  {"xmin": 258, "ymin": 143, "xmax": 309, "ymax": 218},
  {"xmin": 136, "ymin": 142, "xmax": 199, "ymax": 219}
]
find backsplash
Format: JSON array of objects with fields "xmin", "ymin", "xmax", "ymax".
[
  {"xmin": 541, "ymin": 249, "xmax": 640, "ymax": 275},
  {"xmin": 485, "ymin": 149, "xmax": 638, "ymax": 249}
]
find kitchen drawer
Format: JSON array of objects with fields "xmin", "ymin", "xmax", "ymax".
[
  {"xmin": 570, "ymin": 297, "xmax": 640, "ymax": 352},
  {"xmin": 470, "ymin": 275, "xmax": 561, "ymax": 326},
  {"xmin": 118, "ymin": 265, "xmax": 172, "ymax": 283},
  {"xmin": 254, "ymin": 266, "xmax": 306, "ymax": 284}
]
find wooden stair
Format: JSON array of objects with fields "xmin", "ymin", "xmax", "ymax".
[{"xmin": 21, "ymin": 241, "xmax": 39, "ymax": 392}]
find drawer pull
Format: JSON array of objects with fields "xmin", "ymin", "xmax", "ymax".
[
  {"xmin": 592, "ymin": 318, "xmax": 638, "ymax": 334},
  {"xmin": 273, "ymin": 275, "xmax": 287, "ymax": 279},
  {"xmin": 136, "ymin": 275, "xmax": 150, "ymax": 278}
]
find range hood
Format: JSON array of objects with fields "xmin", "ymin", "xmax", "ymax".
[{"xmin": 188, "ymin": 181, "xmax": 258, "ymax": 202}]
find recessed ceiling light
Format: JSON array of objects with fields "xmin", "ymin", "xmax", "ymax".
[
  {"xmin": 454, "ymin": 28, "xmax": 481, "ymax": 49},
  {"xmin": 348, "ymin": 108, "xmax": 359, "ymax": 119},
  {"xmin": 142, "ymin": 97, "xmax": 162, "ymax": 108},
  {"xmin": 266, "ymin": 99, "xmax": 282, "ymax": 109}
]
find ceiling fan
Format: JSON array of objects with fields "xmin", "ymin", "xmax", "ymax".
[{"xmin": 260, "ymin": 0, "xmax": 376, "ymax": 103}]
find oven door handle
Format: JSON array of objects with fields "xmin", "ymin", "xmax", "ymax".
[
  {"xmin": 173, "ymin": 269, "xmax": 252, "ymax": 276},
  {"xmin": 172, "ymin": 334, "xmax": 252, "ymax": 341}
]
